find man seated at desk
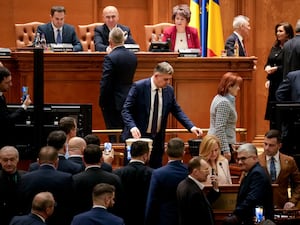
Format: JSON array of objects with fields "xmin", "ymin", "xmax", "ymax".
[
  {"xmin": 35, "ymin": 5, "xmax": 82, "ymax": 52},
  {"xmin": 94, "ymin": 5, "xmax": 136, "ymax": 52}
]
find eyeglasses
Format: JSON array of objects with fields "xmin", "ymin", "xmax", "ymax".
[{"xmin": 236, "ymin": 155, "xmax": 253, "ymax": 162}]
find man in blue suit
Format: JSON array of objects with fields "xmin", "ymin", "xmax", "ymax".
[
  {"xmin": 223, "ymin": 143, "xmax": 274, "ymax": 225},
  {"xmin": 99, "ymin": 27, "xmax": 137, "ymax": 143},
  {"xmin": 10, "ymin": 192, "xmax": 55, "ymax": 225},
  {"xmin": 94, "ymin": 6, "xmax": 136, "ymax": 52},
  {"xmin": 225, "ymin": 15, "xmax": 250, "ymax": 56},
  {"xmin": 145, "ymin": 138, "xmax": 188, "ymax": 225},
  {"xmin": 71, "ymin": 183, "xmax": 124, "ymax": 225},
  {"xmin": 121, "ymin": 62, "xmax": 202, "ymax": 168},
  {"xmin": 35, "ymin": 6, "xmax": 82, "ymax": 51}
]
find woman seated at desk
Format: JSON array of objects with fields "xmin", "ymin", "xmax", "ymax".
[
  {"xmin": 162, "ymin": 4, "xmax": 200, "ymax": 52},
  {"xmin": 199, "ymin": 134, "xmax": 232, "ymax": 185}
]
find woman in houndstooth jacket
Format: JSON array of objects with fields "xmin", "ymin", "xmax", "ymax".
[{"xmin": 208, "ymin": 72, "xmax": 243, "ymax": 163}]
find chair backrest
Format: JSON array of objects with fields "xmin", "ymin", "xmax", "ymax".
[
  {"xmin": 78, "ymin": 22, "xmax": 104, "ymax": 51},
  {"xmin": 144, "ymin": 22, "xmax": 174, "ymax": 49},
  {"xmin": 15, "ymin": 22, "xmax": 44, "ymax": 48}
]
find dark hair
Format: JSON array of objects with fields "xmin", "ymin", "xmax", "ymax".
[
  {"xmin": 217, "ymin": 72, "xmax": 243, "ymax": 96},
  {"xmin": 84, "ymin": 134, "xmax": 100, "ymax": 145},
  {"xmin": 83, "ymin": 144, "xmax": 102, "ymax": 164},
  {"xmin": 47, "ymin": 130, "xmax": 66, "ymax": 150},
  {"xmin": 187, "ymin": 156, "xmax": 201, "ymax": 174},
  {"xmin": 274, "ymin": 22, "xmax": 294, "ymax": 47},
  {"xmin": 93, "ymin": 183, "xmax": 115, "ymax": 199},
  {"xmin": 130, "ymin": 141, "xmax": 149, "ymax": 158},
  {"xmin": 59, "ymin": 117, "xmax": 76, "ymax": 135},
  {"xmin": 172, "ymin": 4, "xmax": 191, "ymax": 23},
  {"xmin": 0, "ymin": 67, "xmax": 11, "ymax": 82},
  {"xmin": 166, "ymin": 137, "xmax": 185, "ymax": 158},
  {"xmin": 264, "ymin": 129, "xmax": 282, "ymax": 143},
  {"xmin": 51, "ymin": 6, "xmax": 66, "ymax": 16}
]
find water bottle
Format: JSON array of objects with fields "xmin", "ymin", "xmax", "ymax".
[
  {"xmin": 40, "ymin": 33, "xmax": 47, "ymax": 49},
  {"xmin": 35, "ymin": 33, "xmax": 41, "ymax": 47}
]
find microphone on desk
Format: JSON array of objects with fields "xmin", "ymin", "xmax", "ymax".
[{"xmin": 219, "ymin": 162, "xmax": 231, "ymax": 184}]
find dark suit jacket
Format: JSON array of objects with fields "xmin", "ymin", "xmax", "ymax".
[
  {"xmin": 94, "ymin": 24, "xmax": 136, "ymax": 52},
  {"xmin": 71, "ymin": 207, "xmax": 124, "ymax": 225},
  {"xmin": 29, "ymin": 155, "xmax": 82, "ymax": 175},
  {"xmin": 145, "ymin": 160, "xmax": 188, "ymax": 225},
  {"xmin": 276, "ymin": 70, "xmax": 300, "ymax": 102},
  {"xmin": 177, "ymin": 177, "xmax": 220, "ymax": 225},
  {"xmin": 67, "ymin": 156, "xmax": 85, "ymax": 171},
  {"xmin": 9, "ymin": 213, "xmax": 46, "ymax": 225},
  {"xmin": 162, "ymin": 26, "xmax": 200, "ymax": 51},
  {"xmin": 0, "ymin": 170, "xmax": 26, "ymax": 225},
  {"xmin": 114, "ymin": 161, "xmax": 153, "ymax": 225},
  {"xmin": 225, "ymin": 33, "xmax": 246, "ymax": 56},
  {"xmin": 282, "ymin": 35, "xmax": 300, "ymax": 78},
  {"xmin": 121, "ymin": 78, "xmax": 194, "ymax": 141},
  {"xmin": 99, "ymin": 45, "xmax": 137, "ymax": 111},
  {"xmin": 258, "ymin": 152, "xmax": 300, "ymax": 208},
  {"xmin": 36, "ymin": 22, "xmax": 82, "ymax": 51},
  {"xmin": 17, "ymin": 165, "xmax": 74, "ymax": 225},
  {"xmin": 72, "ymin": 166, "xmax": 124, "ymax": 216},
  {"xmin": 234, "ymin": 162, "xmax": 274, "ymax": 225},
  {"xmin": 0, "ymin": 95, "xmax": 27, "ymax": 148}
]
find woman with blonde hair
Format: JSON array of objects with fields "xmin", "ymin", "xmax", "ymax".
[{"xmin": 199, "ymin": 134, "xmax": 232, "ymax": 184}]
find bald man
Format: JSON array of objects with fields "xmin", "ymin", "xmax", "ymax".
[
  {"xmin": 10, "ymin": 192, "xmax": 55, "ymax": 225},
  {"xmin": 94, "ymin": 5, "xmax": 136, "ymax": 52},
  {"xmin": 0, "ymin": 146, "xmax": 26, "ymax": 225},
  {"xmin": 68, "ymin": 136, "xmax": 86, "ymax": 170}
]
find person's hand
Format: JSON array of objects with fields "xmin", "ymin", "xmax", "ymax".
[
  {"xmin": 130, "ymin": 127, "xmax": 141, "ymax": 139},
  {"xmin": 283, "ymin": 201, "xmax": 295, "ymax": 209},
  {"xmin": 265, "ymin": 80, "xmax": 270, "ymax": 89},
  {"xmin": 190, "ymin": 126, "xmax": 203, "ymax": 137},
  {"xmin": 223, "ymin": 214, "xmax": 240, "ymax": 225},
  {"xmin": 223, "ymin": 151, "xmax": 231, "ymax": 162},
  {"xmin": 265, "ymin": 65, "xmax": 277, "ymax": 74},
  {"xmin": 22, "ymin": 95, "xmax": 32, "ymax": 107},
  {"xmin": 210, "ymin": 174, "xmax": 219, "ymax": 190},
  {"xmin": 103, "ymin": 148, "xmax": 114, "ymax": 165}
]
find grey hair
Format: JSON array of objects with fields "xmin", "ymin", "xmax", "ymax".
[
  {"xmin": 233, "ymin": 15, "xmax": 249, "ymax": 29},
  {"xmin": 109, "ymin": 27, "xmax": 125, "ymax": 45},
  {"xmin": 236, "ymin": 143, "xmax": 257, "ymax": 156},
  {"xmin": 154, "ymin": 62, "xmax": 174, "ymax": 75}
]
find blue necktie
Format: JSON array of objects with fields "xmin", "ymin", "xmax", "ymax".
[
  {"xmin": 270, "ymin": 156, "xmax": 276, "ymax": 182},
  {"xmin": 151, "ymin": 89, "xmax": 159, "ymax": 136},
  {"xmin": 57, "ymin": 29, "xmax": 62, "ymax": 43}
]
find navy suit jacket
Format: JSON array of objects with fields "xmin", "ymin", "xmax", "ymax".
[
  {"xmin": 177, "ymin": 177, "xmax": 220, "ymax": 225},
  {"xmin": 282, "ymin": 35, "xmax": 300, "ymax": 78},
  {"xmin": 145, "ymin": 160, "xmax": 188, "ymax": 225},
  {"xmin": 276, "ymin": 70, "xmax": 300, "ymax": 102},
  {"xmin": 29, "ymin": 155, "xmax": 82, "ymax": 175},
  {"xmin": 94, "ymin": 24, "xmax": 136, "ymax": 52},
  {"xmin": 234, "ymin": 162, "xmax": 274, "ymax": 225},
  {"xmin": 18, "ymin": 165, "xmax": 74, "ymax": 225},
  {"xmin": 121, "ymin": 78, "xmax": 194, "ymax": 141},
  {"xmin": 114, "ymin": 161, "xmax": 153, "ymax": 225},
  {"xmin": 72, "ymin": 167, "xmax": 124, "ymax": 216},
  {"xmin": 71, "ymin": 207, "xmax": 124, "ymax": 225},
  {"xmin": 225, "ymin": 33, "xmax": 246, "ymax": 56},
  {"xmin": 99, "ymin": 45, "xmax": 137, "ymax": 111},
  {"xmin": 9, "ymin": 213, "xmax": 45, "ymax": 225},
  {"xmin": 36, "ymin": 22, "xmax": 82, "ymax": 51},
  {"xmin": 0, "ymin": 95, "xmax": 26, "ymax": 148}
]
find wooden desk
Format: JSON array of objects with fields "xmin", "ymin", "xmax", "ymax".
[{"xmin": 3, "ymin": 52, "xmax": 256, "ymax": 142}]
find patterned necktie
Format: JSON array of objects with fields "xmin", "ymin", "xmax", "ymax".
[
  {"xmin": 151, "ymin": 89, "xmax": 159, "ymax": 136},
  {"xmin": 57, "ymin": 29, "xmax": 62, "ymax": 43},
  {"xmin": 270, "ymin": 156, "xmax": 276, "ymax": 182}
]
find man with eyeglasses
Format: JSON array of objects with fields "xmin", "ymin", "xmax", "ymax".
[
  {"xmin": 122, "ymin": 62, "xmax": 203, "ymax": 168},
  {"xmin": 223, "ymin": 143, "xmax": 274, "ymax": 225}
]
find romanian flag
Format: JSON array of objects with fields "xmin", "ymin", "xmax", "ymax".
[
  {"xmin": 189, "ymin": 0, "xmax": 200, "ymax": 38},
  {"xmin": 207, "ymin": 0, "xmax": 224, "ymax": 56}
]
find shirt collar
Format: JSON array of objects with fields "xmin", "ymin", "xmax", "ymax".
[
  {"xmin": 266, "ymin": 151, "xmax": 280, "ymax": 162},
  {"xmin": 150, "ymin": 77, "xmax": 159, "ymax": 91},
  {"xmin": 93, "ymin": 205, "xmax": 107, "ymax": 209},
  {"xmin": 234, "ymin": 31, "xmax": 243, "ymax": 42},
  {"xmin": 188, "ymin": 175, "xmax": 205, "ymax": 190},
  {"xmin": 52, "ymin": 23, "xmax": 62, "ymax": 32},
  {"xmin": 129, "ymin": 159, "xmax": 145, "ymax": 164},
  {"xmin": 85, "ymin": 165, "xmax": 101, "ymax": 171}
]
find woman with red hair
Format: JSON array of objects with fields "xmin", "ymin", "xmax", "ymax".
[{"xmin": 208, "ymin": 72, "xmax": 243, "ymax": 163}]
